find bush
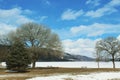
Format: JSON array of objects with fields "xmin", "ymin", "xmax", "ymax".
[{"xmin": 6, "ymin": 38, "xmax": 31, "ymax": 72}]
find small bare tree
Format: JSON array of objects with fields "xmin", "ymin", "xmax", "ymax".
[
  {"xmin": 94, "ymin": 50, "xmax": 101, "ymax": 68},
  {"xmin": 95, "ymin": 37, "xmax": 120, "ymax": 69},
  {"xmin": 94, "ymin": 41, "xmax": 104, "ymax": 68}
]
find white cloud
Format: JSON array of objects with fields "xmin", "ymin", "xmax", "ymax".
[
  {"xmin": 86, "ymin": 0, "xmax": 120, "ymax": 17},
  {"xmin": 23, "ymin": 9, "xmax": 33, "ymax": 15},
  {"xmin": 53, "ymin": 28, "xmax": 73, "ymax": 40},
  {"xmin": 62, "ymin": 34, "xmax": 120, "ymax": 57},
  {"xmin": 70, "ymin": 23, "xmax": 120, "ymax": 37},
  {"xmin": 38, "ymin": 16, "xmax": 48, "ymax": 22},
  {"xmin": 45, "ymin": 0, "xmax": 51, "ymax": 5},
  {"xmin": 108, "ymin": 0, "xmax": 120, "ymax": 6},
  {"xmin": 117, "ymin": 35, "xmax": 120, "ymax": 40},
  {"xmin": 0, "ymin": 23, "xmax": 16, "ymax": 35},
  {"xmin": 86, "ymin": 7, "xmax": 117, "ymax": 18},
  {"xmin": 0, "ymin": 7, "xmax": 34, "ymax": 25},
  {"xmin": 61, "ymin": 9, "xmax": 84, "ymax": 20},
  {"xmin": 62, "ymin": 38, "xmax": 101, "ymax": 57},
  {"xmin": 42, "ymin": 0, "xmax": 51, "ymax": 5},
  {"xmin": 86, "ymin": 0, "xmax": 100, "ymax": 6},
  {"xmin": 0, "ymin": 7, "xmax": 34, "ymax": 35}
]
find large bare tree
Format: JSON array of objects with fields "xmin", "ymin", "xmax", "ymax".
[
  {"xmin": 95, "ymin": 37, "xmax": 120, "ymax": 69},
  {"xmin": 13, "ymin": 22, "xmax": 63, "ymax": 68}
]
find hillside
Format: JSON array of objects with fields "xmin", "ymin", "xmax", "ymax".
[{"xmin": 62, "ymin": 53, "xmax": 94, "ymax": 61}]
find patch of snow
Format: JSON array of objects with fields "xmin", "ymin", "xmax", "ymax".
[
  {"xmin": 1, "ymin": 62, "xmax": 6, "ymax": 67},
  {"xmin": 27, "ymin": 72, "xmax": 120, "ymax": 80}
]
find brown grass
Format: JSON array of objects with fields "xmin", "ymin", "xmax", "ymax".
[
  {"xmin": 0, "ymin": 67, "xmax": 120, "ymax": 80},
  {"xmin": 0, "ymin": 77, "xmax": 29, "ymax": 80},
  {"xmin": 108, "ymin": 78, "xmax": 120, "ymax": 80}
]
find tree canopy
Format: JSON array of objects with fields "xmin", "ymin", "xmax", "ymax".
[{"xmin": 4, "ymin": 22, "xmax": 63, "ymax": 68}]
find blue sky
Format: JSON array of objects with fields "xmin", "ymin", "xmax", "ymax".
[{"xmin": 0, "ymin": 0, "xmax": 120, "ymax": 57}]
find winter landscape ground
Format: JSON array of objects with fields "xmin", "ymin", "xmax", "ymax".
[
  {"xmin": 27, "ymin": 72, "xmax": 120, "ymax": 80},
  {"xmin": 1, "ymin": 62, "xmax": 120, "ymax": 80}
]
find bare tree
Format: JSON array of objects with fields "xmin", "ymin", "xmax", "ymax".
[
  {"xmin": 94, "ymin": 51, "xmax": 100, "ymax": 68},
  {"xmin": 0, "ymin": 35, "xmax": 11, "ymax": 45},
  {"xmin": 13, "ymin": 22, "xmax": 63, "ymax": 68},
  {"xmin": 0, "ymin": 22, "xmax": 63, "ymax": 68},
  {"xmin": 95, "ymin": 37, "xmax": 120, "ymax": 69},
  {"xmin": 94, "ymin": 41, "xmax": 104, "ymax": 68}
]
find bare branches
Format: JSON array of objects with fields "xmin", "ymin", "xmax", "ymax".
[
  {"xmin": 95, "ymin": 36, "xmax": 120, "ymax": 69},
  {"xmin": 14, "ymin": 22, "xmax": 63, "ymax": 68}
]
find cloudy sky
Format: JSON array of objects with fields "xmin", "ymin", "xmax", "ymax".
[{"xmin": 0, "ymin": 0, "xmax": 120, "ymax": 57}]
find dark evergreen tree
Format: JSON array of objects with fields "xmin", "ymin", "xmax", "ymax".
[{"xmin": 6, "ymin": 38, "xmax": 31, "ymax": 72}]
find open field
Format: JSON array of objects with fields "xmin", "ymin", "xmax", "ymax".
[
  {"xmin": 1, "ymin": 62, "xmax": 120, "ymax": 80},
  {"xmin": 0, "ymin": 68, "xmax": 120, "ymax": 80}
]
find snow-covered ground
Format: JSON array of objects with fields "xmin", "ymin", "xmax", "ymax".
[
  {"xmin": 1, "ymin": 61, "xmax": 120, "ymax": 68},
  {"xmin": 1, "ymin": 62, "xmax": 120, "ymax": 80},
  {"xmin": 34, "ymin": 61, "xmax": 120, "ymax": 68},
  {"xmin": 26, "ymin": 72, "xmax": 120, "ymax": 80}
]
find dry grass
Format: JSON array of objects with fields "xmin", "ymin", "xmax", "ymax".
[
  {"xmin": 28, "ymin": 67, "xmax": 120, "ymax": 74},
  {"xmin": 108, "ymin": 79, "xmax": 120, "ymax": 80},
  {"xmin": 0, "ymin": 77, "xmax": 29, "ymax": 80},
  {"xmin": 64, "ymin": 77, "xmax": 74, "ymax": 80},
  {"xmin": 0, "ymin": 67, "xmax": 120, "ymax": 80}
]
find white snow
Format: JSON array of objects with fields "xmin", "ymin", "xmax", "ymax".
[
  {"xmin": 26, "ymin": 72, "xmax": 120, "ymax": 80},
  {"xmin": 1, "ymin": 61, "xmax": 120, "ymax": 68},
  {"xmin": 34, "ymin": 61, "xmax": 120, "ymax": 68}
]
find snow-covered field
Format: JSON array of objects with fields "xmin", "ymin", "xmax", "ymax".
[
  {"xmin": 34, "ymin": 61, "xmax": 120, "ymax": 68},
  {"xmin": 27, "ymin": 72, "xmax": 120, "ymax": 80},
  {"xmin": 26, "ymin": 62, "xmax": 120, "ymax": 80},
  {"xmin": 1, "ymin": 61, "xmax": 120, "ymax": 80},
  {"xmin": 1, "ymin": 61, "xmax": 120, "ymax": 68}
]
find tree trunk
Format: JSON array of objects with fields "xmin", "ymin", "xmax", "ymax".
[
  {"xmin": 97, "ymin": 61, "xmax": 100, "ymax": 68},
  {"xmin": 112, "ymin": 55, "xmax": 115, "ymax": 69},
  {"xmin": 31, "ymin": 41, "xmax": 36, "ymax": 69},
  {"xmin": 32, "ymin": 61, "xmax": 36, "ymax": 68}
]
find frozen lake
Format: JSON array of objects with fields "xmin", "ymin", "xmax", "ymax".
[
  {"xmin": 1, "ymin": 61, "xmax": 120, "ymax": 68},
  {"xmin": 34, "ymin": 61, "xmax": 120, "ymax": 68}
]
